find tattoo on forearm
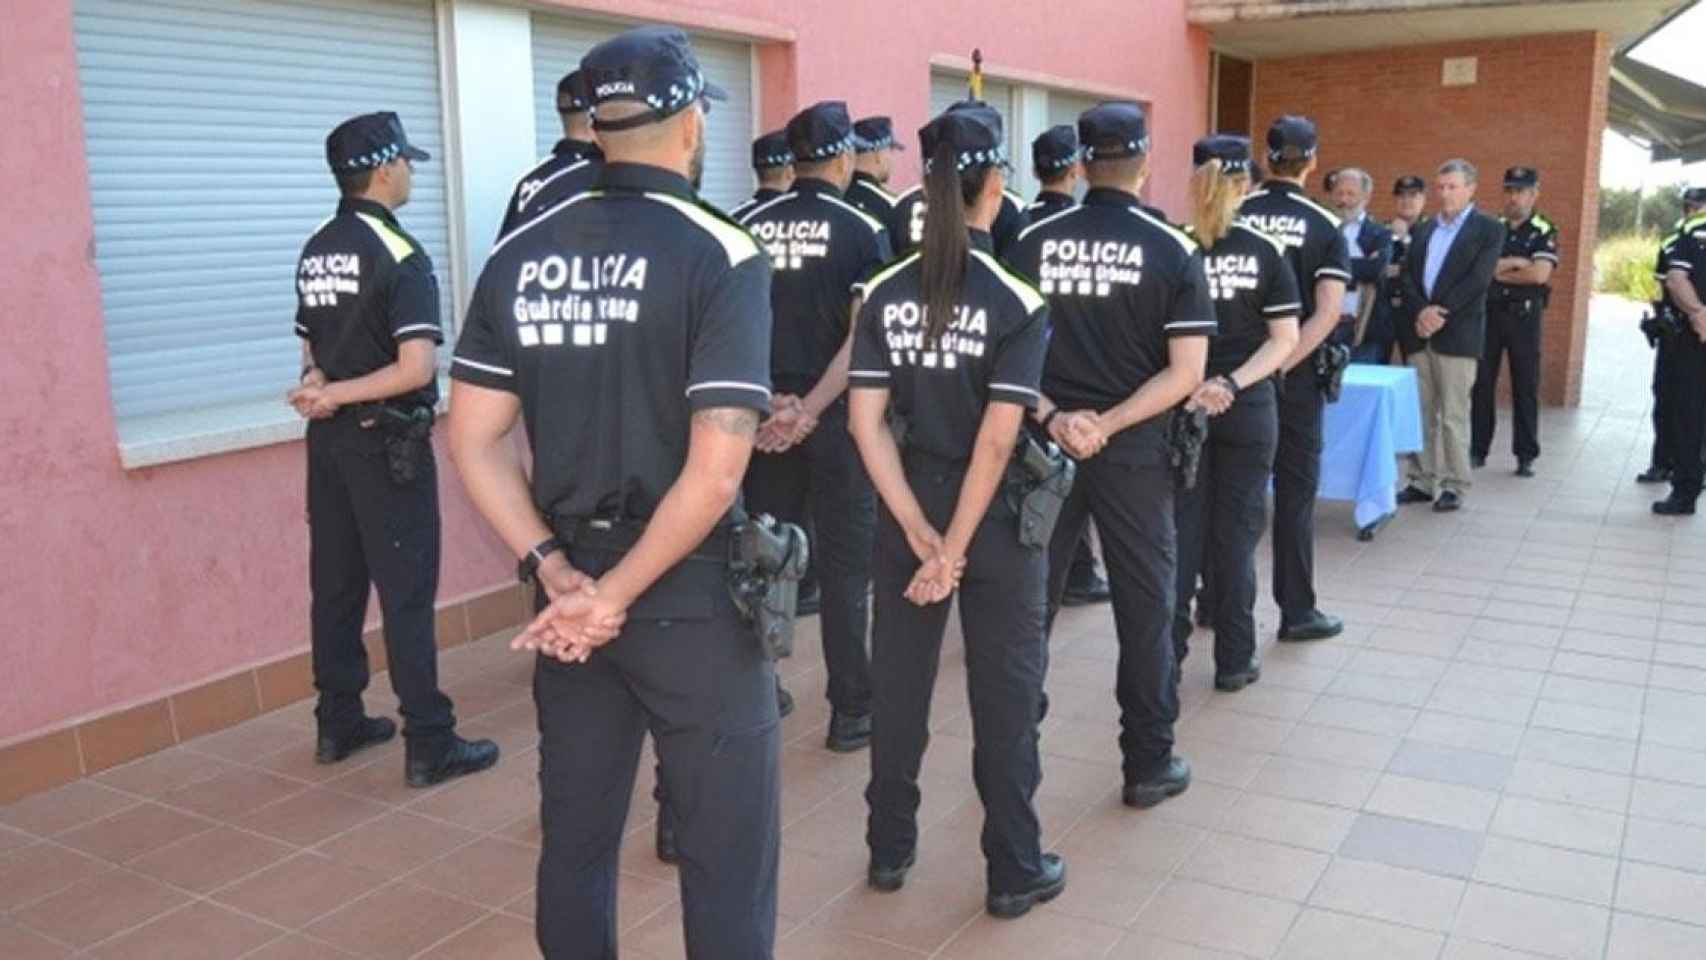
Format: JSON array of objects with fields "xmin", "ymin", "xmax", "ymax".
[{"xmin": 694, "ymin": 406, "xmax": 759, "ymax": 438}]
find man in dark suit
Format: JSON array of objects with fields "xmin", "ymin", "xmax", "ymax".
[
  {"xmin": 1326, "ymin": 168, "xmax": 1394, "ymax": 358},
  {"xmin": 1395, "ymin": 159, "xmax": 1504, "ymax": 512}
]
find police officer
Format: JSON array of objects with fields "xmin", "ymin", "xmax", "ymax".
[
  {"xmin": 849, "ymin": 102, "xmax": 1065, "ymax": 917},
  {"xmin": 1365, "ymin": 174, "xmax": 1428, "ymax": 365},
  {"xmin": 892, "ymin": 100, "xmax": 1029, "ymax": 255},
  {"xmin": 1007, "ymin": 101, "xmax": 1215, "ymax": 808},
  {"xmin": 736, "ymin": 100, "xmax": 892, "ymax": 753},
  {"xmin": 497, "ymin": 70, "xmax": 604, "ymax": 238},
  {"xmin": 445, "ymin": 26, "xmax": 779, "ymax": 958},
  {"xmin": 1471, "ymin": 165, "xmax": 1560, "ymax": 477},
  {"xmin": 1025, "ymin": 124, "xmax": 1081, "ymax": 220},
  {"xmin": 729, "ymin": 129, "xmax": 794, "ymax": 221},
  {"xmin": 846, "ymin": 115, "xmax": 905, "ymax": 232},
  {"xmin": 1171, "ymin": 135, "xmax": 1301, "ymax": 691},
  {"xmin": 290, "ymin": 112, "xmax": 498, "ymax": 788},
  {"xmin": 1237, "ymin": 115, "xmax": 1351, "ymax": 643},
  {"xmin": 1656, "ymin": 205, "xmax": 1706, "ymax": 516},
  {"xmin": 1640, "ymin": 186, "xmax": 1706, "ymax": 485},
  {"xmin": 1023, "ymin": 124, "xmax": 1110, "ymax": 607}
]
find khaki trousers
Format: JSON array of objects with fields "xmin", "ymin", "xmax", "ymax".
[{"xmin": 1406, "ymin": 347, "xmax": 1479, "ymax": 496}]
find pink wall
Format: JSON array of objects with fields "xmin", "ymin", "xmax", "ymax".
[{"xmin": 0, "ymin": 0, "xmax": 1208, "ymax": 745}]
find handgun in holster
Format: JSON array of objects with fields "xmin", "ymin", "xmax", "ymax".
[
  {"xmin": 1313, "ymin": 342, "xmax": 1352, "ymax": 403},
  {"xmin": 727, "ymin": 514, "xmax": 810, "ymax": 661},
  {"xmin": 1005, "ymin": 433, "xmax": 1076, "ymax": 550},
  {"xmin": 358, "ymin": 403, "xmax": 434, "ymax": 485},
  {"xmin": 1167, "ymin": 406, "xmax": 1209, "ymax": 491}
]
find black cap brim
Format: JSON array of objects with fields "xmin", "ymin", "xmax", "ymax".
[
  {"xmin": 702, "ymin": 80, "xmax": 728, "ymax": 103},
  {"xmin": 400, "ymin": 144, "xmax": 430, "ymax": 162}
]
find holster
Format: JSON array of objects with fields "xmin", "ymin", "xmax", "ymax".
[
  {"xmin": 1313, "ymin": 342, "xmax": 1352, "ymax": 403},
  {"xmin": 1167, "ymin": 406, "xmax": 1210, "ymax": 491},
  {"xmin": 1005, "ymin": 434, "xmax": 1075, "ymax": 550},
  {"xmin": 727, "ymin": 514, "xmax": 810, "ymax": 661},
  {"xmin": 357, "ymin": 402, "xmax": 433, "ymax": 485}
]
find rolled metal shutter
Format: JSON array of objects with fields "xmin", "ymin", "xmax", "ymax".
[
  {"xmin": 531, "ymin": 13, "xmax": 753, "ymax": 213},
  {"xmin": 72, "ymin": 0, "xmax": 453, "ymax": 425}
]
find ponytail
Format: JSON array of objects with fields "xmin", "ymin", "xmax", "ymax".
[
  {"xmin": 921, "ymin": 142, "xmax": 969, "ymax": 346},
  {"xmin": 1189, "ymin": 159, "xmax": 1249, "ymax": 249}
]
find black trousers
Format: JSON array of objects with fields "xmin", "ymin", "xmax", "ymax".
[
  {"xmin": 533, "ymin": 550, "xmax": 780, "ymax": 960},
  {"xmin": 1174, "ymin": 381, "xmax": 1280, "ymax": 673},
  {"xmin": 1665, "ymin": 334, "xmax": 1706, "ymax": 502},
  {"xmin": 1272, "ymin": 366, "xmax": 1323, "ymax": 625},
  {"xmin": 743, "ymin": 405, "xmax": 874, "ymax": 716},
  {"xmin": 1045, "ymin": 425, "xmax": 1179, "ymax": 782},
  {"xmin": 306, "ymin": 417, "xmax": 453, "ymax": 744},
  {"xmin": 1472, "ymin": 299, "xmax": 1543, "ymax": 462},
  {"xmin": 1651, "ymin": 335, "xmax": 1678, "ymax": 471},
  {"xmin": 865, "ymin": 461, "xmax": 1047, "ymax": 893}
]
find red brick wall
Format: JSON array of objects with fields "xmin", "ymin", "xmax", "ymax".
[{"xmin": 1249, "ymin": 31, "xmax": 1612, "ymax": 406}]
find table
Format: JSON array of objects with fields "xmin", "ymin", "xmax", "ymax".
[{"xmin": 1320, "ymin": 363, "xmax": 1424, "ymax": 539}]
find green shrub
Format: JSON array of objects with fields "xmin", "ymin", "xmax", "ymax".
[{"xmin": 1595, "ymin": 233, "xmax": 1663, "ymax": 302}]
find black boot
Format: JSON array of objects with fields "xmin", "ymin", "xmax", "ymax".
[
  {"xmin": 316, "ymin": 715, "xmax": 396, "ymax": 765},
  {"xmin": 1653, "ymin": 495, "xmax": 1698, "ymax": 516},
  {"xmin": 404, "ymin": 735, "xmax": 499, "ymax": 788},
  {"xmin": 1123, "ymin": 756, "xmax": 1192, "ymax": 809},
  {"xmin": 1278, "ymin": 610, "xmax": 1343, "ymax": 642},
  {"xmin": 986, "ymin": 854, "xmax": 1067, "ymax": 919},
  {"xmin": 1637, "ymin": 466, "xmax": 1672, "ymax": 484},
  {"xmin": 656, "ymin": 810, "xmax": 679, "ymax": 864},
  {"xmin": 867, "ymin": 850, "xmax": 915, "ymax": 892},
  {"xmin": 826, "ymin": 711, "xmax": 872, "ymax": 752},
  {"xmin": 1214, "ymin": 659, "xmax": 1261, "ymax": 693}
]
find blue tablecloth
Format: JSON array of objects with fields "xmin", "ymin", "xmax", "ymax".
[{"xmin": 1320, "ymin": 364, "xmax": 1424, "ymax": 529}]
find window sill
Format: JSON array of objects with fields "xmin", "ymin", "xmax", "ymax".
[{"xmin": 116, "ymin": 376, "xmax": 451, "ymax": 470}]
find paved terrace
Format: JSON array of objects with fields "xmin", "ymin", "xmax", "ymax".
[{"xmin": 3, "ymin": 297, "xmax": 1705, "ymax": 959}]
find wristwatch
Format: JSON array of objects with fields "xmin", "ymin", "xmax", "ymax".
[
  {"xmin": 518, "ymin": 537, "xmax": 566, "ymax": 585},
  {"xmin": 1219, "ymin": 373, "xmax": 1241, "ymax": 393},
  {"xmin": 1040, "ymin": 408, "xmax": 1061, "ymax": 431}
]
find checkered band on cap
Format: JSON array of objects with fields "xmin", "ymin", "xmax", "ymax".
[
  {"xmin": 756, "ymin": 151, "xmax": 793, "ymax": 169},
  {"xmin": 1036, "ymin": 149, "xmax": 1080, "ymax": 173},
  {"xmin": 1085, "ymin": 137, "xmax": 1149, "ymax": 161},
  {"xmin": 345, "ymin": 142, "xmax": 402, "ymax": 170},
  {"xmin": 924, "ymin": 143, "xmax": 1011, "ymax": 174},
  {"xmin": 804, "ymin": 134, "xmax": 856, "ymax": 160},
  {"xmin": 855, "ymin": 133, "xmax": 896, "ymax": 151},
  {"xmin": 642, "ymin": 71, "xmax": 707, "ymax": 115}
]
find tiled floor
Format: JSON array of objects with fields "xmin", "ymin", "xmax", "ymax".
[{"xmin": 5, "ymin": 296, "xmax": 1705, "ymax": 959}]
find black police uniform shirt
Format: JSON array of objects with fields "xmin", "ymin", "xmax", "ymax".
[
  {"xmin": 1656, "ymin": 215, "xmax": 1703, "ymax": 308},
  {"xmin": 1386, "ymin": 224, "xmax": 1414, "ymax": 311},
  {"xmin": 729, "ymin": 187, "xmax": 786, "ymax": 222},
  {"xmin": 849, "ymin": 231, "xmax": 1049, "ymax": 463},
  {"xmin": 1005, "ymin": 188, "xmax": 1218, "ymax": 413},
  {"xmin": 1490, "ymin": 211, "xmax": 1561, "ymax": 303},
  {"xmin": 451, "ymin": 164, "xmax": 773, "ymax": 523},
  {"xmin": 845, "ymin": 172, "xmax": 900, "ymax": 233},
  {"xmin": 892, "ymin": 185, "xmax": 1030, "ymax": 256},
  {"xmin": 295, "ymin": 196, "xmax": 442, "ymax": 407},
  {"xmin": 1025, "ymin": 190, "xmax": 1075, "ymax": 221},
  {"xmin": 1202, "ymin": 223, "xmax": 1303, "ymax": 377},
  {"xmin": 1236, "ymin": 181, "xmax": 1352, "ymax": 321},
  {"xmin": 496, "ymin": 138, "xmax": 604, "ymax": 239},
  {"xmin": 1668, "ymin": 218, "xmax": 1706, "ymax": 306},
  {"xmin": 736, "ymin": 179, "xmax": 893, "ymax": 395}
]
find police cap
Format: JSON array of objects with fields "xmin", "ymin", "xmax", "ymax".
[
  {"xmin": 853, "ymin": 116, "xmax": 905, "ymax": 153},
  {"xmin": 580, "ymin": 25, "xmax": 727, "ymax": 132},
  {"xmin": 787, "ymin": 101, "xmax": 856, "ymax": 162},
  {"xmin": 555, "ymin": 70, "xmax": 591, "ymax": 114},
  {"xmin": 325, "ymin": 111, "xmax": 429, "ymax": 172},
  {"xmin": 1393, "ymin": 174, "xmax": 1426, "ymax": 196},
  {"xmin": 1078, "ymin": 101, "xmax": 1150, "ymax": 161},
  {"xmin": 1032, "ymin": 125, "xmax": 1080, "ymax": 175},
  {"xmin": 919, "ymin": 103, "xmax": 1009, "ymax": 173},
  {"xmin": 1192, "ymin": 133, "xmax": 1253, "ymax": 173},
  {"xmin": 1685, "ymin": 185, "xmax": 1706, "ymax": 207},
  {"xmin": 1266, "ymin": 114, "xmax": 1318, "ymax": 163},
  {"xmin": 752, "ymin": 130, "xmax": 792, "ymax": 171},
  {"xmin": 1504, "ymin": 166, "xmax": 1540, "ymax": 189}
]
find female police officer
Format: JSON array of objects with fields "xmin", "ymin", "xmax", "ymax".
[
  {"xmin": 1172, "ymin": 135, "xmax": 1300, "ymax": 691},
  {"xmin": 845, "ymin": 103, "xmax": 1065, "ymax": 919}
]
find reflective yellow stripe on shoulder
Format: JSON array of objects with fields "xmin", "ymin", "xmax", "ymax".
[
  {"xmin": 860, "ymin": 251, "xmax": 922, "ymax": 298},
  {"xmin": 970, "ymin": 249, "xmax": 1047, "ymax": 314},
  {"xmin": 355, "ymin": 213, "xmax": 417, "ymax": 263},
  {"xmin": 644, "ymin": 192, "xmax": 761, "ymax": 267}
]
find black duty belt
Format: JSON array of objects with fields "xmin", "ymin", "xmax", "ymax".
[{"xmin": 548, "ymin": 515, "xmax": 733, "ymax": 564}]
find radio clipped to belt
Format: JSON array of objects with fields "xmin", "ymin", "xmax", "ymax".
[
  {"xmin": 728, "ymin": 514, "xmax": 810, "ymax": 661},
  {"xmin": 1642, "ymin": 301, "xmax": 1684, "ymax": 348},
  {"xmin": 1007, "ymin": 433, "xmax": 1076, "ymax": 550},
  {"xmin": 357, "ymin": 403, "xmax": 434, "ymax": 485}
]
